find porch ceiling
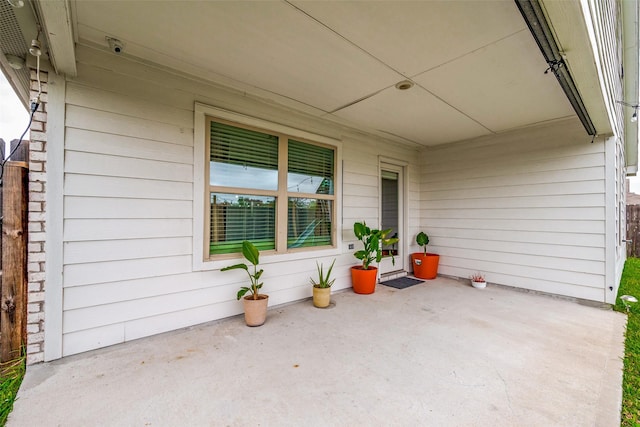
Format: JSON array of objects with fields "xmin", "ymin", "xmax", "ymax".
[{"xmin": 71, "ymin": 0, "xmax": 576, "ymax": 146}]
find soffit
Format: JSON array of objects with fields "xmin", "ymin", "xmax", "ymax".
[{"xmin": 68, "ymin": 0, "xmax": 594, "ymax": 146}]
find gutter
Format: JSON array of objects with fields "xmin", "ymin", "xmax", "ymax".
[
  {"xmin": 622, "ymin": 0, "xmax": 639, "ymax": 174},
  {"xmin": 515, "ymin": 0, "xmax": 597, "ymax": 136}
]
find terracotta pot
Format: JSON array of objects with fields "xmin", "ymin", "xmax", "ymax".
[
  {"xmin": 351, "ymin": 266, "xmax": 378, "ymax": 294},
  {"xmin": 242, "ymin": 294, "xmax": 269, "ymax": 326},
  {"xmin": 313, "ymin": 286, "xmax": 331, "ymax": 308},
  {"xmin": 411, "ymin": 253, "xmax": 440, "ymax": 279}
]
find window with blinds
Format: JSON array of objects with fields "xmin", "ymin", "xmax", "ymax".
[
  {"xmin": 210, "ymin": 121, "xmax": 278, "ymax": 190},
  {"xmin": 206, "ymin": 118, "xmax": 336, "ymax": 257}
]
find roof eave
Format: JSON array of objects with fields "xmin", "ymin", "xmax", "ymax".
[{"xmin": 33, "ymin": 0, "xmax": 76, "ymax": 77}]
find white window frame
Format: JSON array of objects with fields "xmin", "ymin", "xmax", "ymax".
[{"xmin": 193, "ymin": 103, "xmax": 342, "ymax": 271}]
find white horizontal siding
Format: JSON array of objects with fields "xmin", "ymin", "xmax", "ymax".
[
  {"xmin": 64, "ymin": 237, "xmax": 192, "ymax": 264},
  {"xmin": 64, "ymin": 219, "xmax": 192, "ymax": 241},
  {"xmin": 58, "ymin": 46, "xmax": 421, "ymax": 357},
  {"xmin": 420, "ymin": 118, "xmax": 607, "ymax": 300},
  {"xmin": 65, "ymin": 174, "xmax": 192, "ymax": 200},
  {"xmin": 65, "ymin": 151, "xmax": 193, "ymax": 182},
  {"xmin": 66, "ymin": 128, "xmax": 193, "ymax": 164},
  {"xmin": 66, "ymin": 104, "xmax": 193, "ymax": 146},
  {"xmin": 64, "ymin": 197, "xmax": 192, "ymax": 219}
]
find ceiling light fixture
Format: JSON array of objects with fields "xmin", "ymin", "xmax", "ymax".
[
  {"xmin": 395, "ymin": 80, "xmax": 414, "ymax": 91},
  {"xmin": 5, "ymin": 54, "xmax": 25, "ymax": 70}
]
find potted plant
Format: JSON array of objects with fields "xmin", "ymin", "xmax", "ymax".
[
  {"xmin": 469, "ymin": 272, "xmax": 487, "ymax": 289},
  {"xmin": 411, "ymin": 231, "xmax": 440, "ymax": 279},
  {"xmin": 310, "ymin": 259, "xmax": 336, "ymax": 308},
  {"xmin": 351, "ymin": 221, "xmax": 399, "ymax": 294},
  {"xmin": 221, "ymin": 240, "xmax": 268, "ymax": 326}
]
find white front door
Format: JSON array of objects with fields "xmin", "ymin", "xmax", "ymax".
[{"xmin": 379, "ymin": 163, "xmax": 404, "ymax": 276}]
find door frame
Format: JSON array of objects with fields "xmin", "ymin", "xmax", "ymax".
[{"xmin": 379, "ymin": 157, "xmax": 408, "ymax": 275}]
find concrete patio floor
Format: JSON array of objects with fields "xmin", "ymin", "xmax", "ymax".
[{"xmin": 9, "ymin": 277, "xmax": 627, "ymax": 426}]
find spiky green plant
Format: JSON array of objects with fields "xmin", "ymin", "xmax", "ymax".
[{"xmin": 310, "ymin": 259, "xmax": 336, "ymax": 289}]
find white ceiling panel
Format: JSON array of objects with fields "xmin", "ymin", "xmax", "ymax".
[
  {"xmin": 69, "ymin": 0, "xmax": 582, "ymax": 146},
  {"xmin": 291, "ymin": 0, "xmax": 526, "ymax": 76},
  {"xmin": 332, "ymin": 85, "xmax": 491, "ymax": 146},
  {"xmin": 413, "ymin": 31, "xmax": 576, "ymax": 132},
  {"xmin": 74, "ymin": 1, "xmax": 403, "ymax": 112}
]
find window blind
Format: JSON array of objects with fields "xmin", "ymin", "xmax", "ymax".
[
  {"xmin": 210, "ymin": 193, "xmax": 276, "ymax": 255},
  {"xmin": 287, "ymin": 198, "xmax": 332, "ymax": 249},
  {"xmin": 210, "ymin": 121, "xmax": 278, "ymax": 171},
  {"xmin": 288, "ymin": 140, "xmax": 334, "ymax": 195}
]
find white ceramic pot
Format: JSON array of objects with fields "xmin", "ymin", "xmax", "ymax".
[{"xmin": 471, "ymin": 280, "xmax": 487, "ymax": 289}]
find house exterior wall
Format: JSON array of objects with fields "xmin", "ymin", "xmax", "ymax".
[
  {"xmin": 419, "ymin": 119, "xmax": 611, "ymax": 302},
  {"xmin": 44, "ymin": 45, "xmax": 421, "ymax": 359},
  {"xmin": 581, "ymin": 0, "xmax": 627, "ymax": 303}
]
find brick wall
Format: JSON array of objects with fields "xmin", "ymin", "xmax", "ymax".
[{"xmin": 26, "ymin": 68, "xmax": 48, "ymax": 364}]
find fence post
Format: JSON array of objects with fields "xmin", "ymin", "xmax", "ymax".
[{"xmin": 1, "ymin": 162, "xmax": 29, "ymax": 362}]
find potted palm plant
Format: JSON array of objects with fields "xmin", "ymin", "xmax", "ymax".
[
  {"xmin": 411, "ymin": 231, "xmax": 439, "ymax": 279},
  {"xmin": 221, "ymin": 240, "xmax": 268, "ymax": 326},
  {"xmin": 351, "ymin": 221, "xmax": 399, "ymax": 294},
  {"xmin": 310, "ymin": 259, "xmax": 336, "ymax": 308}
]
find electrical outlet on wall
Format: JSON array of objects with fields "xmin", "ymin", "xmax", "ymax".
[{"xmin": 348, "ymin": 243, "xmax": 354, "ymax": 250}]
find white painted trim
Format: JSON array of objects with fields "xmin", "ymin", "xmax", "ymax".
[
  {"xmin": 34, "ymin": 0, "xmax": 77, "ymax": 76},
  {"xmin": 194, "ymin": 103, "xmax": 341, "ymax": 146},
  {"xmin": 579, "ymin": 0, "xmax": 617, "ymax": 133},
  {"xmin": 43, "ymin": 73, "xmax": 65, "ymax": 361},
  {"xmin": 604, "ymin": 135, "xmax": 617, "ymax": 304},
  {"xmin": 192, "ymin": 102, "xmax": 343, "ymax": 271}
]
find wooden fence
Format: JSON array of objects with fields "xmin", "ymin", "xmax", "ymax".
[
  {"xmin": 0, "ymin": 140, "xmax": 29, "ymax": 362},
  {"xmin": 627, "ymin": 205, "xmax": 640, "ymax": 258}
]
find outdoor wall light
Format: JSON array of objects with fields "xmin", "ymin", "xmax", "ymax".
[
  {"xmin": 6, "ymin": 0, "xmax": 24, "ymax": 8},
  {"xmin": 620, "ymin": 294, "xmax": 638, "ymax": 312},
  {"xmin": 4, "ymin": 54, "xmax": 25, "ymax": 70}
]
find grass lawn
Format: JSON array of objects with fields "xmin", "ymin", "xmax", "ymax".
[
  {"xmin": 0, "ymin": 355, "xmax": 24, "ymax": 426},
  {"xmin": 616, "ymin": 258, "xmax": 640, "ymax": 426}
]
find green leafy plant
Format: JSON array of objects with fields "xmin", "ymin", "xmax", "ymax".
[
  {"xmin": 221, "ymin": 240, "xmax": 264, "ymax": 300},
  {"xmin": 416, "ymin": 231, "xmax": 430, "ymax": 255},
  {"xmin": 353, "ymin": 221, "xmax": 399, "ymax": 269},
  {"xmin": 310, "ymin": 259, "xmax": 336, "ymax": 289}
]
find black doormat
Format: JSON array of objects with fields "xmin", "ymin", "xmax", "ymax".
[{"xmin": 380, "ymin": 277, "xmax": 424, "ymax": 289}]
